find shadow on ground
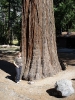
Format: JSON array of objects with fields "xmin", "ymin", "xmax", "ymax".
[
  {"xmin": 0, "ymin": 60, "xmax": 16, "ymax": 82},
  {"xmin": 71, "ymin": 79, "xmax": 75, "ymax": 81},
  {"xmin": 46, "ymin": 88, "xmax": 65, "ymax": 98}
]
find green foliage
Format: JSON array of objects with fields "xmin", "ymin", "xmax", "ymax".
[
  {"xmin": 54, "ymin": 0, "xmax": 75, "ymax": 34},
  {"xmin": 13, "ymin": 20, "xmax": 21, "ymax": 45},
  {"xmin": 0, "ymin": 0, "xmax": 22, "ymax": 44},
  {"xmin": 1, "ymin": 0, "xmax": 75, "ymax": 43}
]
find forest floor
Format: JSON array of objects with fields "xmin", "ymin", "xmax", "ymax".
[{"xmin": 0, "ymin": 46, "xmax": 75, "ymax": 100}]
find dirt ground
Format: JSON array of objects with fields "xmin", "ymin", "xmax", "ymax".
[{"xmin": 0, "ymin": 46, "xmax": 75, "ymax": 100}]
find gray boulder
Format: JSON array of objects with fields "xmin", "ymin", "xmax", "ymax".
[{"xmin": 55, "ymin": 79, "xmax": 74, "ymax": 97}]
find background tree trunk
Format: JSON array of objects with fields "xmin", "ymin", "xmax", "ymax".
[{"xmin": 21, "ymin": 0, "xmax": 61, "ymax": 81}]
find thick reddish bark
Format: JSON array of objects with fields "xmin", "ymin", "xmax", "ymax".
[{"xmin": 21, "ymin": 0, "xmax": 61, "ymax": 81}]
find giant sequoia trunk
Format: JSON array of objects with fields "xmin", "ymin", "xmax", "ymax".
[{"xmin": 21, "ymin": 0, "xmax": 61, "ymax": 81}]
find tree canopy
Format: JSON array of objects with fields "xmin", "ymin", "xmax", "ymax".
[
  {"xmin": 0, "ymin": 0, "xmax": 22, "ymax": 44},
  {"xmin": 0, "ymin": 0, "xmax": 75, "ymax": 44},
  {"xmin": 54, "ymin": 0, "xmax": 75, "ymax": 34}
]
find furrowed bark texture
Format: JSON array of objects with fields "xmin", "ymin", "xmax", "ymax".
[{"xmin": 22, "ymin": 0, "xmax": 61, "ymax": 81}]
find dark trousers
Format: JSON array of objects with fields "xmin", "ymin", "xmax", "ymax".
[{"xmin": 15, "ymin": 66, "xmax": 22, "ymax": 82}]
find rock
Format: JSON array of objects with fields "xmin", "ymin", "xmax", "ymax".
[
  {"xmin": 55, "ymin": 79, "xmax": 74, "ymax": 97},
  {"xmin": 28, "ymin": 81, "xmax": 35, "ymax": 85}
]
